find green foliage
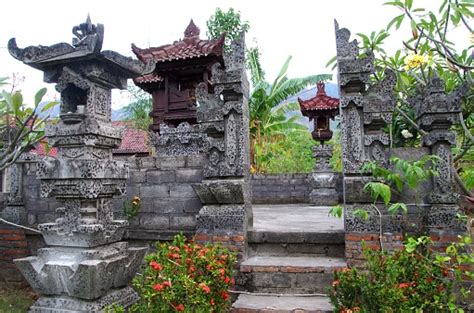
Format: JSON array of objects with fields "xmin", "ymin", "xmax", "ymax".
[
  {"xmin": 206, "ymin": 8, "xmax": 250, "ymax": 50},
  {"xmin": 329, "ymin": 129, "xmax": 342, "ymax": 172},
  {"xmin": 0, "ymin": 79, "xmax": 57, "ymax": 171},
  {"xmin": 248, "ymin": 49, "xmax": 332, "ymax": 172},
  {"xmin": 255, "ymin": 130, "xmax": 315, "ymax": 174},
  {"xmin": 363, "ymin": 182, "xmax": 392, "ymax": 205},
  {"xmin": 122, "ymin": 196, "xmax": 141, "ymax": 220},
  {"xmin": 0, "ymin": 287, "xmax": 35, "ymax": 313},
  {"xmin": 329, "ymin": 205, "xmax": 344, "ymax": 219},
  {"xmin": 120, "ymin": 234, "xmax": 237, "ymax": 312},
  {"xmin": 122, "ymin": 85, "xmax": 152, "ymax": 131},
  {"xmin": 330, "ymin": 237, "xmax": 469, "ymax": 312}
]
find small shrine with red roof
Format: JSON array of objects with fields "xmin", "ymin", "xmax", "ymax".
[
  {"xmin": 132, "ymin": 20, "xmax": 225, "ymax": 132},
  {"xmin": 298, "ymin": 82, "xmax": 340, "ymax": 144}
]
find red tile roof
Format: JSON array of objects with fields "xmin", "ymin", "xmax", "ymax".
[
  {"xmin": 112, "ymin": 121, "xmax": 150, "ymax": 155},
  {"xmin": 132, "ymin": 19, "xmax": 225, "ymax": 68},
  {"xmin": 298, "ymin": 82, "xmax": 340, "ymax": 111},
  {"xmin": 31, "ymin": 121, "xmax": 149, "ymax": 157},
  {"xmin": 31, "ymin": 140, "xmax": 58, "ymax": 157}
]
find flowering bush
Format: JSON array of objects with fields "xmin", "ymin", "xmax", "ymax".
[
  {"xmin": 128, "ymin": 234, "xmax": 237, "ymax": 312},
  {"xmin": 122, "ymin": 196, "xmax": 141, "ymax": 220},
  {"xmin": 329, "ymin": 237, "xmax": 471, "ymax": 312}
]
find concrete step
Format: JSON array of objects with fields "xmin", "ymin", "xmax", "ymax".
[
  {"xmin": 231, "ymin": 294, "xmax": 333, "ymax": 312},
  {"xmin": 249, "ymin": 204, "xmax": 345, "ymax": 258},
  {"xmin": 248, "ymin": 231, "xmax": 345, "ymax": 258},
  {"xmin": 240, "ymin": 255, "xmax": 346, "ymax": 294}
]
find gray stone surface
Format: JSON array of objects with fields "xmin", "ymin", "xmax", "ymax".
[
  {"xmin": 8, "ymin": 17, "xmax": 150, "ymax": 311},
  {"xmin": 232, "ymin": 294, "xmax": 333, "ymax": 312},
  {"xmin": 250, "ymin": 205, "xmax": 344, "ymax": 234},
  {"xmin": 242, "ymin": 255, "xmax": 346, "ymax": 269},
  {"xmin": 29, "ymin": 286, "xmax": 138, "ymax": 313}
]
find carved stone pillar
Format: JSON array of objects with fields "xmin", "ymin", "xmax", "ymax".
[
  {"xmin": 192, "ymin": 33, "xmax": 251, "ymax": 259},
  {"xmin": 309, "ymin": 146, "xmax": 338, "ymax": 205},
  {"xmin": 1, "ymin": 162, "xmax": 25, "ymax": 224},
  {"xmin": 415, "ymin": 77, "xmax": 467, "ymax": 233},
  {"xmin": 8, "ymin": 17, "xmax": 153, "ymax": 312}
]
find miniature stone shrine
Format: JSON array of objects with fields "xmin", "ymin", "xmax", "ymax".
[
  {"xmin": 299, "ymin": 82, "xmax": 340, "ymax": 205},
  {"xmin": 8, "ymin": 16, "xmax": 153, "ymax": 312}
]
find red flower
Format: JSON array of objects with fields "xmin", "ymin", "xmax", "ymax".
[
  {"xmin": 230, "ymin": 278, "xmax": 235, "ymax": 285},
  {"xmin": 186, "ymin": 258, "xmax": 192, "ymax": 265},
  {"xmin": 150, "ymin": 261, "xmax": 162, "ymax": 271},
  {"xmin": 219, "ymin": 290, "xmax": 229, "ymax": 300},
  {"xmin": 188, "ymin": 265, "xmax": 196, "ymax": 273},
  {"xmin": 332, "ymin": 280, "xmax": 340, "ymax": 287},
  {"xmin": 175, "ymin": 304, "xmax": 185, "ymax": 311},
  {"xmin": 163, "ymin": 281, "xmax": 172, "ymax": 288},
  {"xmin": 152, "ymin": 284, "xmax": 164, "ymax": 292},
  {"xmin": 199, "ymin": 282, "xmax": 211, "ymax": 294},
  {"xmin": 223, "ymin": 276, "xmax": 231, "ymax": 284},
  {"xmin": 207, "ymin": 264, "xmax": 213, "ymax": 271},
  {"xmin": 219, "ymin": 268, "xmax": 226, "ymax": 276},
  {"xmin": 210, "ymin": 298, "xmax": 215, "ymax": 305},
  {"xmin": 398, "ymin": 282, "xmax": 410, "ymax": 289}
]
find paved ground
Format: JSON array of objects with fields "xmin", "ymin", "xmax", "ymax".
[
  {"xmin": 251, "ymin": 204, "xmax": 344, "ymax": 233},
  {"xmin": 232, "ymin": 294, "xmax": 333, "ymax": 311}
]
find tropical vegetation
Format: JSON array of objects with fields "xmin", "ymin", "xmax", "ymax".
[{"xmin": 0, "ymin": 77, "xmax": 57, "ymax": 171}]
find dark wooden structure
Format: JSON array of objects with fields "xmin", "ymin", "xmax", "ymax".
[
  {"xmin": 298, "ymin": 82, "xmax": 340, "ymax": 144},
  {"xmin": 132, "ymin": 20, "xmax": 225, "ymax": 132}
]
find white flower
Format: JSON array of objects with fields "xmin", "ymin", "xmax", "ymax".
[{"xmin": 401, "ymin": 129, "xmax": 413, "ymax": 139}]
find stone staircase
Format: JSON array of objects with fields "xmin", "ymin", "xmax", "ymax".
[{"xmin": 232, "ymin": 204, "xmax": 346, "ymax": 312}]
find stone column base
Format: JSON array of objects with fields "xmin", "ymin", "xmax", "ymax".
[
  {"xmin": 309, "ymin": 189, "xmax": 339, "ymax": 206},
  {"xmin": 29, "ymin": 286, "xmax": 138, "ymax": 313}
]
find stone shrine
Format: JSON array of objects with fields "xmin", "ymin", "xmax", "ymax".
[
  {"xmin": 132, "ymin": 20, "xmax": 225, "ymax": 133},
  {"xmin": 298, "ymin": 82, "xmax": 340, "ymax": 205},
  {"xmin": 8, "ymin": 16, "xmax": 153, "ymax": 312}
]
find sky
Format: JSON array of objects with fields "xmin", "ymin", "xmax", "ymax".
[{"xmin": 0, "ymin": 0, "xmax": 471, "ymax": 109}]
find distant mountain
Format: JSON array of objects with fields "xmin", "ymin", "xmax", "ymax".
[{"xmin": 36, "ymin": 101, "xmax": 128, "ymax": 121}]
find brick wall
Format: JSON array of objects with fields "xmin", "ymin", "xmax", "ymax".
[{"xmin": 0, "ymin": 226, "xmax": 29, "ymax": 286}]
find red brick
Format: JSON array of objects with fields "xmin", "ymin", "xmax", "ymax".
[
  {"xmin": 212, "ymin": 235, "xmax": 230, "ymax": 242},
  {"xmin": 0, "ymin": 234, "xmax": 26, "ymax": 241},
  {"xmin": 0, "ymin": 229, "xmax": 24, "ymax": 235},
  {"xmin": 438, "ymin": 235, "xmax": 461, "ymax": 243},
  {"xmin": 0, "ymin": 248, "xmax": 29, "ymax": 256},
  {"xmin": 346, "ymin": 233, "xmax": 379, "ymax": 242},
  {"xmin": 0, "ymin": 241, "xmax": 28, "ymax": 248},
  {"xmin": 193, "ymin": 233, "xmax": 209, "ymax": 242},
  {"xmin": 231, "ymin": 235, "xmax": 245, "ymax": 243}
]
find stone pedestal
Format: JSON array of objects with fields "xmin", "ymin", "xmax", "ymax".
[
  {"xmin": 8, "ymin": 17, "xmax": 153, "ymax": 312},
  {"xmin": 309, "ymin": 146, "xmax": 338, "ymax": 206}
]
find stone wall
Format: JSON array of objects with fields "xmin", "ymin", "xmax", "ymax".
[
  {"xmin": 11, "ymin": 154, "xmax": 205, "ymax": 251},
  {"xmin": 251, "ymin": 173, "xmax": 343, "ymax": 204}
]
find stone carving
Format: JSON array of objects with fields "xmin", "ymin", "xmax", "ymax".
[
  {"xmin": 154, "ymin": 122, "xmax": 206, "ymax": 156},
  {"xmin": 414, "ymin": 76, "xmax": 465, "ymax": 205},
  {"xmin": 8, "ymin": 17, "xmax": 151, "ymax": 312},
  {"xmin": 192, "ymin": 33, "xmax": 251, "ymax": 254}
]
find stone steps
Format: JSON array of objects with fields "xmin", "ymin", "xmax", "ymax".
[
  {"xmin": 231, "ymin": 294, "xmax": 333, "ymax": 312},
  {"xmin": 232, "ymin": 205, "xmax": 344, "ymax": 311},
  {"xmin": 240, "ymin": 255, "xmax": 346, "ymax": 294},
  {"xmin": 248, "ymin": 230, "xmax": 345, "ymax": 258}
]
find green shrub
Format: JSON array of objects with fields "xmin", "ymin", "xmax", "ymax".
[
  {"xmin": 329, "ymin": 237, "xmax": 471, "ymax": 312},
  {"xmin": 128, "ymin": 234, "xmax": 237, "ymax": 312}
]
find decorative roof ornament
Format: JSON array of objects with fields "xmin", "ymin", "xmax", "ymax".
[
  {"xmin": 298, "ymin": 82, "xmax": 340, "ymax": 144},
  {"xmin": 184, "ymin": 19, "xmax": 200, "ymax": 38},
  {"xmin": 298, "ymin": 82, "xmax": 340, "ymax": 111}
]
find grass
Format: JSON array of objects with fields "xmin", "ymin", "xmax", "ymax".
[{"xmin": 0, "ymin": 286, "xmax": 36, "ymax": 313}]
